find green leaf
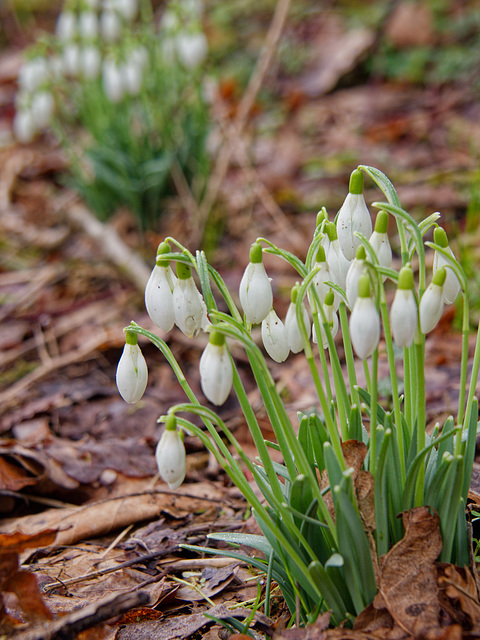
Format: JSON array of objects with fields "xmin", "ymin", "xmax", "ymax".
[{"xmin": 358, "ymin": 165, "xmax": 400, "ymax": 207}]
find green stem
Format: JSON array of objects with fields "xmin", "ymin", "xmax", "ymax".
[
  {"xmin": 339, "ymin": 302, "xmax": 359, "ymax": 406},
  {"xmin": 414, "ymin": 338, "xmax": 426, "ymax": 505}
]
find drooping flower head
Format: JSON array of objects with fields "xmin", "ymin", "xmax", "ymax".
[
  {"xmin": 156, "ymin": 414, "xmax": 186, "ymax": 490},
  {"xmin": 419, "ymin": 267, "xmax": 446, "ymax": 334},
  {"xmin": 349, "ymin": 274, "xmax": 380, "ymax": 359},
  {"xmin": 313, "ymin": 290, "xmax": 339, "ymax": 349},
  {"xmin": 239, "ymin": 242, "xmax": 273, "ymax": 325},
  {"xmin": 285, "ymin": 283, "xmax": 311, "ymax": 354},
  {"xmin": 312, "ymin": 245, "xmax": 339, "ymax": 309},
  {"xmin": 262, "ymin": 309, "xmax": 289, "ymax": 363},
  {"xmin": 368, "ymin": 210, "xmax": 392, "ymax": 279},
  {"xmin": 433, "ymin": 226, "xmax": 460, "ymax": 305},
  {"xmin": 173, "ymin": 259, "xmax": 209, "ymax": 338},
  {"xmin": 145, "ymin": 241, "xmax": 177, "ymax": 332},
  {"xmin": 199, "ymin": 328, "xmax": 233, "ymax": 406},
  {"xmin": 324, "ymin": 221, "xmax": 350, "ymax": 291},
  {"xmin": 336, "ymin": 169, "xmax": 372, "ymax": 260},
  {"xmin": 345, "ymin": 245, "xmax": 366, "ymax": 309},
  {"xmin": 390, "ymin": 265, "xmax": 417, "ymax": 348},
  {"xmin": 116, "ymin": 329, "xmax": 148, "ymax": 403}
]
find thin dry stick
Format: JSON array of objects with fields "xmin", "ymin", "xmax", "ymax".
[{"xmin": 197, "ymin": 0, "xmax": 292, "ymax": 239}]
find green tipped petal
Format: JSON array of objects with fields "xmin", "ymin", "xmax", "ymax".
[
  {"xmin": 249, "ymin": 242, "xmax": 263, "ymax": 264},
  {"xmin": 349, "ymin": 169, "xmax": 364, "ymax": 195}
]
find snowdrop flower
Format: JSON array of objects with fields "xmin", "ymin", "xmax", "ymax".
[
  {"xmin": 78, "ymin": 11, "xmax": 98, "ymax": 39},
  {"xmin": 199, "ymin": 329, "xmax": 233, "ymax": 405},
  {"xmin": 312, "ymin": 246, "xmax": 340, "ymax": 310},
  {"xmin": 345, "ymin": 245, "xmax": 366, "ymax": 309},
  {"xmin": 81, "ymin": 45, "xmax": 101, "ymax": 80},
  {"xmin": 176, "ymin": 32, "xmax": 208, "ymax": 69},
  {"xmin": 63, "ymin": 43, "xmax": 81, "ymax": 77},
  {"xmin": 100, "ymin": 9, "xmax": 122, "ymax": 41},
  {"xmin": 145, "ymin": 242, "xmax": 176, "ymax": 332},
  {"xmin": 13, "ymin": 109, "xmax": 36, "ymax": 143},
  {"xmin": 336, "ymin": 169, "xmax": 372, "ymax": 260},
  {"xmin": 173, "ymin": 261, "xmax": 209, "ymax": 338},
  {"xmin": 56, "ymin": 10, "xmax": 77, "ymax": 42},
  {"xmin": 368, "ymin": 210, "xmax": 392, "ymax": 280},
  {"xmin": 102, "ymin": 58, "xmax": 124, "ymax": 102},
  {"xmin": 284, "ymin": 284, "xmax": 311, "ymax": 353},
  {"xmin": 419, "ymin": 267, "xmax": 446, "ymax": 334},
  {"xmin": 390, "ymin": 266, "xmax": 418, "ymax": 348},
  {"xmin": 31, "ymin": 91, "xmax": 55, "ymax": 129},
  {"xmin": 432, "ymin": 227, "xmax": 460, "ymax": 305},
  {"xmin": 239, "ymin": 242, "xmax": 273, "ymax": 324},
  {"xmin": 156, "ymin": 415, "xmax": 186, "ymax": 490},
  {"xmin": 123, "ymin": 59, "xmax": 143, "ymax": 95},
  {"xmin": 113, "ymin": 0, "xmax": 138, "ymax": 21},
  {"xmin": 18, "ymin": 57, "xmax": 50, "ymax": 93},
  {"xmin": 116, "ymin": 331, "xmax": 148, "ymax": 403},
  {"xmin": 324, "ymin": 222, "xmax": 350, "ymax": 291},
  {"xmin": 349, "ymin": 274, "xmax": 380, "ymax": 359},
  {"xmin": 262, "ymin": 309, "xmax": 289, "ymax": 363},
  {"xmin": 313, "ymin": 290, "xmax": 339, "ymax": 348}
]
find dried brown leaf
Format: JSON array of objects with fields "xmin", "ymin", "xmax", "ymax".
[
  {"xmin": 438, "ymin": 564, "xmax": 480, "ymax": 629},
  {"xmin": 3, "ymin": 569, "xmax": 53, "ymax": 623}
]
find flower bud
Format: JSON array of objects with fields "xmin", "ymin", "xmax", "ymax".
[
  {"xmin": 13, "ymin": 108, "xmax": 36, "ymax": 143},
  {"xmin": 81, "ymin": 45, "xmax": 101, "ymax": 80},
  {"xmin": 102, "ymin": 59, "xmax": 124, "ymax": 103},
  {"xmin": 116, "ymin": 331, "xmax": 148, "ymax": 403},
  {"xmin": 285, "ymin": 284, "xmax": 311, "ymax": 354},
  {"xmin": 100, "ymin": 9, "xmax": 122, "ymax": 42},
  {"xmin": 239, "ymin": 243, "xmax": 273, "ymax": 324},
  {"xmin": 199, "ymin": 329, "xmax": 233, "ymax": 405},
  {"xmin": 368, "ymin": 210, "xmax": 392, "ymax": 279},
  {"xmin": 390, "ymin": 266, "xmax": 417, "ymax": 348},
  {"xmin": 345, "ymin": 245, "xmax": 366, "ymax": 308},
  {"xmin": 349, "ymin": 275, "xmax": 380, "ymax": 359},
  {"xmin": 432, "ymin": 227, "xmax": 460, "ymax": 305},
  {"xmin": 175, "ymin": 32, "xmax": 208, "ymax": 69},
  {"xmin": 313, "ymin": 290, "xmax": 338, "ymax": 348},
  {"xmin": 145, "ymin": 243, "xmax": 177, "ymax": 333},
  {"xmin": 173, "ymin": 261, "xmax": 209, "ymax": 338},
  {"xmin": 312, "ymin": 246, "xmax": 340, "ymax": 310},
  {"xmin": 324, "ymin": 222, "xmax": 350, "ymax": 291},
  {"xmin": 419, "ymin": 267, "xmax": 446, "ymax": 334},
  {"xmin": 78, "ymin": 11, "xmax": 99, "ymax": 39},
  {"xmin": 336, "ymin": 169, "xmax": 372, "ymax": 260},
  {"xmin": 156, "ymin": 415, "xmax": 186, "ymax": 490},
  {"xmin": 56, "ymin": 10, "xmax": 77, "ymax": 42},
  {"xmin": 31, "ymin": 91, "xmax": 55, "ymax": 129},
  {"xmin": 262, "ymin": 309, "xmax": 289, "ymax": 362}
]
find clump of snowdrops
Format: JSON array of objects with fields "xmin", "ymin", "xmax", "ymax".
[
  {"xmin": 116, "ymin": 166, "xmax": 480, "ymax": 626},
  {"xmin": 14, "ymin": 0, "xmax": 210, "ymax": 230}
]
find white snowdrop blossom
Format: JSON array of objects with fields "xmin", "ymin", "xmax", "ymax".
[
  {"xmin": 102, "ymin": 59, "xmax": 124, "ymax": 102},
  {"xmin": 156, "ymin": 418, "xmax": 186, "ymax": 490},
  {"xmin": 285, "ymin": 286, "xmax": 311, "ymax": 354},
  {"xmin": 312, "ymin": 246, "xmax": 340, "ymax": 310},
  {"xmin": 116, "ymin": 333, "xmax": 148, "ymax": 403},
  {"xmin": 56, "ymin": 11, "xmax": 77, "ymax": 42},
  {"xmin": 239, "ymin": 243, "xmax": 273, "ymax": 324},
  {"xmin": 262, "ymin": 309, "xmax": 289, "ymax": 363},
  {"xmin": 113, "ymin": 0, "xmax": 138, "ymax": 21},
  {"xmin": 368, "ymin": 210, "xmax": 392, "ymax": 279},
  {"xmin": 123, "ymin": 59, "xmax": 143, "ymax": 95},
  {"xmin": 78, "ymin": 11, "xmax": 99, "ymax": 39},
  {"xmin": 63, "ymin": 43, "xmax": 81, "ymax": 77},
  {"xmin": 100, "ymin": 9, "xmax": 122, "ymax": 41},
  {"xmin": 432, "ymin": 227, "xmax": 461, "ymax": 305},
  {"xmin": 13, "ymin": 109, "xmax": 36, "ymax": 143},
  {"xmin": 175, "ymin": 32, "xmax": 208, "ymax": 69},
  {"xmin": 345, "ymin": 245, "xmax": 366, "ymax": 309},
  {"xmin": 419, "ymin": 268, "xmax": 446, "ymax": 334},
  {"xmin": 324, "ymin": 222, "xmax": 351, "ymax": 291},
  {"xmin": 390, "ymin": 267, "xmax": 417, "ymax": 348},
  {"xmin": 336, "ymin": 169, "xmax": 372, "ymax": 260},
  {"xmin": 349, "ymin": 275, "xmax": 380, "ymax": 359},
  {"xmin": 145, "ymin": 252, "xmax": 177, "ymax": 333},
  {"xmin": 81, "ymin": 45, "xmax": 102, "ymax": 80},
  {"xmin": 19, "ymin": 57, "xmax": 50, "ymax": 93},
  {"xmin": 199, "ymin": 330, "xmax": 233, "ymax": 406},
  {"xmin": 173, "ymin": 263, "xmax": 209, "ymax": 338},
  {"xmin": 31, "ymin": 91, "xmax": 55, "ymax": 129},
  {"xmin": 313, "ymin": 291, "xmax": 339, "ymax": 348}
]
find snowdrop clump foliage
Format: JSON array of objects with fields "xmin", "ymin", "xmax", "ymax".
[{"xmin": 117, "ymin": 166, "xmax": 480, "ymax": 628}]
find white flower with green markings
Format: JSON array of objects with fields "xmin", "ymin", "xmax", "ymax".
[
  {"xmin": 285, "ymin": 284, "xmax": 311, "ymax": 354},
  {"xmin": 145, "ymin": 242, "xmax": 177, "ymax": 333},
  {"xmin": 199, "ymin": 329, "xmax": 233, "ymax": 405},
  {"xmin": 156, "ymin": 415, "xmax": 186, "ymax": 490},
  {"xmin": 239, "ymin": 242, "xmax": 273, "ymax": 325},
  {"xmin": 336, "ymin": 169, "xmax": 372, "ymax": 260},
  {"xmin": 116, "ymin": 331, "xmax": 148, "ymax": 403},
  {"xmin": 433, "ymin": 227, "xmax": 460, "ymax": 305},
  {"xmin": 419, "ymin": 267, "xmax": 446, "ymax": 334},
  {"xmin": 349, "ymin": 274, "xmax": 380, "ymax": 359},
  {"xmin": 368, "ymin": 210, "xmax": 392, "ymax": 279}
]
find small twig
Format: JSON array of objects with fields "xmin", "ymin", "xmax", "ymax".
[{"xmin": 99, "ymin": 524, "xmax": 134, "ymax": 559}]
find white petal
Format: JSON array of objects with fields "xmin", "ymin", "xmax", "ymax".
[
  {"xmin": 156, "ymin": 429, "xmax": 186, "ymax": 490},
  {"xmin": 261, "ymin": 310, "xmax": 289, "ymax": 362},
  {"xmin": 145, "ymin": 265, "xmax": 175, "ymax": 332},
  {"xmin": 313, "ymin": 305, "xmax": 339, "ymax": 348},
  {"xmin": 390, "ymin": 289, "xmax": 417, "ymax": 348},
  {"xmin": 173, "ymin": 278, "xmax": 208, "ymax": 338},
  {"xmin": 312, "ymin": 262, "xmax": 340, "ymax": 310},
  {"xmin": 336, "ymin": 193, "xmax": 372, "ymax": 260},
  {"xmin": 433, "ymin": 249, "xmax": 460, "ymax": 305},
  {"xmin": 326, "ymin": 240, "xmax": 350, "ymax": 291},
  {"xmin": 239, "ymin": 262, "xmax": 272, "ymax": 324},
  {"xmin": 31, "ymin": 91, "xmax": 54, "ymax": 129},
  {"xmin": 349, "ymin": 297, "xmax": 380, "ymax": 359},
  {"xmin": 116, "ymin": 343, "xmax": 148, "ymax": 403},
  {"xmin": 419, "ymin": 283, "xmax": 444, "ymax": 334},
  {"xmin": 369, "ymin": 231, "xmax": 392, "ymax": 277},
  {"xmin": 199, "ymin": 343, "xmax": 233, "ymax": 405},
  {"xmin": 285, "ymin": 302, "xmax": 311, "ymax": 353},
  {"xmin": 345, "ymin": 258, "xmax": 365, "ymax": 309}
]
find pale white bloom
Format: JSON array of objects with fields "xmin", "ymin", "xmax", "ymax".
[
  {"xmin": 100, "ymin": 9, "xmax": 122, "ymax": 41},
  {"xmin": 199, "ymin": 334, "xmax": 233, "ymax": 405},
  {"xmin": 390, "ymin": 288, "xmax": 417, "ymax": 348},
  {"xmin": 113, "ymin": 0, "xmax": 138, "ymax": 21},
  {"xmin": 13, "ymin": 108, "xmax": 36, "ymax": 143},
  {"xmin": 433, "ymin": 248, "xmax": 460, "ymax": 305},
  {"xmin": 156, "ymin": 427, "xmax": 186, "ymax": 490},
  {"xmin": 123, "ymin": 59, "xmax": 143, "ymax": 95},
  {"xmin": 175, "ymin": 32, "xmax": 208, "ymax": 69},
  {"xmin": 18, "ymin": 57, "xmax": 50, "ymax": 93},
  {"xmin": 345, "ymin": 254, "xmax": 366, "ymax": 309},
  {"xmin": 173, "ymin": 276, "xmax": 209, "ymax": 338},
  {"xmin": 419, "ymin": 270, "xmax": 446, "ymax": 334},
  {"xmin": 78, "ymin": 11, "xmax": 99, "ymax": 39},
  {"xmin": 336, "ymin": 171, "xmax": 372, "ymax": 260},
  {"xmin": 145, "ymin": 265, "xmax": 176, "ymax": 332},
  {"xmin": 349, "ymin": 277, "xmax": 380, "ymax": 359},
  {"xmin": 56, "ymin": 11, "xmax": 77, "ymax": 42},
  {"xmin": 312, "ymin": 259, "xmax": 339, "ymax": 310},
  {"xmin": 326, "ymin": 238, "xmax": 350, "ymax": 292},
  {"xmin": 239, "ymin": 250, "xmax": 273, "ymax": 324},
  {"xmin": 116, "ymin": 340, "xmax": 148, "ymax": 403},
  {"xmin": 102, "ymin": 59, "xmax": 124, "ymax": 102},
  {"xmin": 31, "ymin": 91, "xmax": 54, "ymax": 129},
  {"xmin": 261, "ymin": 310, "xmax": 289, "ymax": 362},
  {"xmin": 63, "ymin": 43, "xmax": 81, "ymax": 76},
  {"xmin": 81, "ymin": 45, "xmax": 102, "ymax": 80},
  {"xmin": 313, "ymin": 301, "xmax": 339, "ymax": 349},
  {"xmin": 285, "ymin": 301, "xmax": 311, "ymax": 354},
  {"xmin": 368, "ymin": 230, "xmax": 392, "ymax": 274}
]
